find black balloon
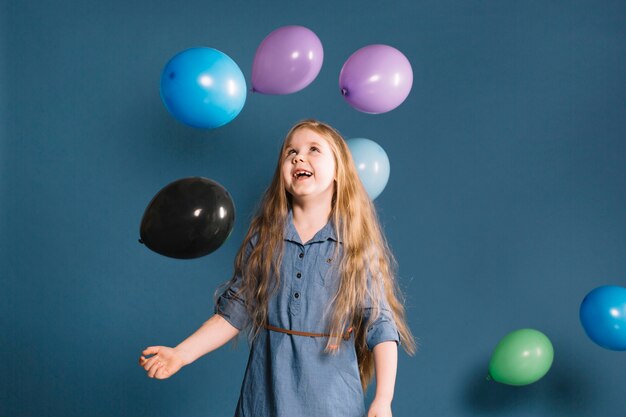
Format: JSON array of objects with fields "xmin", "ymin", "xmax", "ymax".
[{"xmin": 139, "ymin": 177, "xmax": 235, "ymax": 259}]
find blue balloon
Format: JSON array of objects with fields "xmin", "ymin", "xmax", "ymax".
[
  {"xmin": 346, "ymin": 138, "xmax": 390, "ymax": 200},
  {"xmin": 580, "ymin": 285, "xmax": 626, "ymax": 350},
  {"xmin": 160, "ymin": 47, "xmax": 246, "ymax": 129}
]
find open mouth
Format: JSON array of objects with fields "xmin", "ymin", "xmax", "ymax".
[{"xmin": 293, "ymin": 170, "xmax": 313, "ymax": 180}]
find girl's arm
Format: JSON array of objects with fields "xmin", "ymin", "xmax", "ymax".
[
  {"xmin": 368, "ymin": 341, "xmax": 398, "ymax": 417},
  {"xmin": 174, "ymin": 313, "xmax": 240, "ymax": 365},
  {"xmin": 139, "ymin": 314, "xmax": 240, "ymax": 379}
]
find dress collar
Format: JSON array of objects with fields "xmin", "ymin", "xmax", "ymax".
[{"xmin": 284, "ymin": 207, "xmax": 342, "ymax": 244}]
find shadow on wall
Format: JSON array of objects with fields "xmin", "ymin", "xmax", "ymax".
[{"xmin": 462, "ymin": 361, "xmax": 595, "ymax": 416}]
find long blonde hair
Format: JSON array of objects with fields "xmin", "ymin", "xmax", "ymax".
[{"xmin": 218, "ymin": 119, "xmax": 416, "ymax": 390}]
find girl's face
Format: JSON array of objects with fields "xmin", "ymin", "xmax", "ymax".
[{"xmin": 282, "ymin": 128, "xmax": 337, "ymax": 204}]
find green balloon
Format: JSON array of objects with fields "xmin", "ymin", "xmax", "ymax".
[{"xmin": 488, "ymin": 328, "xmax": 554, "ymax": 386}]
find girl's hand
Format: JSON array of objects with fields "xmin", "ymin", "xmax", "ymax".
[
  {"xmin": 138, "ymin": 346, "xmax": 185, "ymax": 380},
  {"xmin": 367, "ymin": 398, "xmax": 392, "ymax": 417}
]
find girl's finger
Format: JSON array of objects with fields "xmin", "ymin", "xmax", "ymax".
[
  {"xmin": 143, "ymin": 356, "xmax": 159, "ymax": 371},
  {"xmin": 148, "ymin": 361, "xmax": 162, "ymax": 378},
  {"xmin": 154, "ymin": 365, "xmax": 170, "ymax": 380},
  {"xmin": 145, "ymin": 356, "xmax": 160, "ymax": 373},
  {"xmin": 142, "ymin": 346, "xmax": 159, "ymax": 356}
]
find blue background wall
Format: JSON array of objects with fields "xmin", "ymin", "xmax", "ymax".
[{"xmin": 2, "ymin": 1, "xmax": 625, "ymax": 416}]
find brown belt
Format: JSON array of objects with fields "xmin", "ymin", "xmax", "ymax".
[{"xmin": 265, "ymin": 324, "xmax": 353, "ymax": 341}]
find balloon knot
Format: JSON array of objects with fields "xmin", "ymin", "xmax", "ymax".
[
  {"xmin": 138, "ymin": 239, "xmax": 144, "ymax": 244},
  {"xmin": 341, "ymin": 88, "xmax": 348, "ymax": 96}
]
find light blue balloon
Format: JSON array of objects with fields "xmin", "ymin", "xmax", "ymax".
[
  {"xmin": 160, "ymin": 47, "xmax": 247, "ymax": 129},
  {"xmin": 346, "ymin": 138, "xmax": 390, "ymax": 200}
]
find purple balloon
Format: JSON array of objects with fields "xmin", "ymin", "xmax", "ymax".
[
  {"xmin": 339, "ymin": 44, "xmax": 413, "ymax": 114},
  {"xmin": 251, "ymin": 26, "xmax": 324, "ymax": 95}
]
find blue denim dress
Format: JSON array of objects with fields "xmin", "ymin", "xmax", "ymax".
[{"xmin": 215, "ymin": 209, "xmax": 400, "ymax": 417}]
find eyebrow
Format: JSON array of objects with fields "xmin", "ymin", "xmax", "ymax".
[{"xmin": 285, "ymin": 141, "xmax": 324, "ymax": 150}]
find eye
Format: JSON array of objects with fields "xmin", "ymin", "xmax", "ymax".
[
  {"xmin": 286, "ymin": 149, "xmax": 296, "ymax": 155},
  {"xmin": 311, "ymin": 146, "xmax": 319, "ymax": 152}
]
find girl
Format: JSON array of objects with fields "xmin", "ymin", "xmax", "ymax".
[{"xmin": 139, "ymin": 119, "xmax": 416, "ymax": 417}]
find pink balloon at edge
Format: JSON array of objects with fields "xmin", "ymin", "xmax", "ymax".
[
  {"xmin": 252, "ymin": 25, "xmax": 324, "ymax": 95},
  {"xmin": 339, "ymin": 44, "xmax": 413, "ymax": 114}
]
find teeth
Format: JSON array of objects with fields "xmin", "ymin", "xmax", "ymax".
[{"xmin": 293, "ymin": 170, "xmax": 312, "ymax": 178}]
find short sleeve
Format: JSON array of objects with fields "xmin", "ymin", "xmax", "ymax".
[
  {"xmin": 214, "ymin": 234, "xmax": 258, "ymax": 330},
  {"xmin": 363, "ymin": 277, "xmax": 401, "ymax": 351}
]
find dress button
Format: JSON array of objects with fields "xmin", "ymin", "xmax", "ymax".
[
  {"xmin": 296, "ymin": 272, "xmax": 302, "ymax": 278},
  {"xmin": 299, "ymin": 253, "xmax": 304, "ymax": 258},
  {"xmin": 294, "ymin": 292, "xmax": 300, "ymax": 299}
]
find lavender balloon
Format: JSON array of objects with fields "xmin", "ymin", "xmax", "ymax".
[
  {"xmin": 252, "ymin": 25, "xmax": 324, "ymax": 95},
  {"xmin": 339, "ymin": 45, "xmax": 413, "ymax": 114}
]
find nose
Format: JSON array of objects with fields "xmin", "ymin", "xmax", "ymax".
[{"xmin": 292, "ymin": 154, "xmax": 305, "ymax": 164}]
